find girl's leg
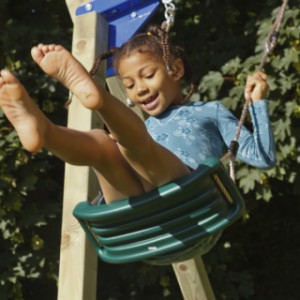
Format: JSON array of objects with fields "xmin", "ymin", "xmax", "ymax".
[
  {"xmin": 31, "ymin": 44, "xmax": 190, "ymax": 192},
  {"xmin": 45, "ymin": 126, "xmax": 145, "ymax": 202},
  {"xmin": 0, "ymin": 70, "xmax": 144, "ymax": 203},
  {"xmin": 0, "ymin": 69, "xmax": 50, "ymax": 153}
]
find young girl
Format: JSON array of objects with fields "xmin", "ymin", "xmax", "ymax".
[{"xmin": 0, "ymin": 26, "xmax": 276, "ymax": 204}]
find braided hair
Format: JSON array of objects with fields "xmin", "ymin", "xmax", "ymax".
[{"xmin": 89, "ymin": 25, "xmax": 197, "ymax": 103}]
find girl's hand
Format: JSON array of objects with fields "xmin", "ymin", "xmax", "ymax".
[{"xmin": 244, "ymin": 71, "xmax": 269, "ymax": 103}]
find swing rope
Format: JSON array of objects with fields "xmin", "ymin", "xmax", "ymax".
[{"xmin": 221, "ymin": 0, "xmax": 289, "ymax": 182}]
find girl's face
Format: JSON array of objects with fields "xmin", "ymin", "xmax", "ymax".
[{"xmin": 118, "ymin": 51, "xmax": 184, "ymax": 116}]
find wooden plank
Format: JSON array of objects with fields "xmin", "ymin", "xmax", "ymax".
[
  {"xmin": 58, "ymin": 2, "xmax": 108, "ymax": 299},
  {"xmin": 172, "ymin": 257, "xmax": 216, "ymax": 300}
]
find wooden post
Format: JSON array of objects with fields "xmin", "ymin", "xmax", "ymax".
[{"xmin": 57, "ymin": 2, "xmax": 108, "ymax": 299}]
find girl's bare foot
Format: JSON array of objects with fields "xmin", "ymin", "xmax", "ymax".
[
  {"xmin": 31, "ymin": 44, "xmax": 103, "ymax": 109},
  {"xmin": 0, "ymin": 69, "xmax": 49, "ymax": 152}
]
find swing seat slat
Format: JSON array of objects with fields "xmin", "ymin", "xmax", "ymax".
[
  {"xmin": 95, "ymin": 196, "xmax": 224, "ymax": 245},
  {"xmin": 91, "ymin": 187, "xmax": 218, "ymax": 236}
]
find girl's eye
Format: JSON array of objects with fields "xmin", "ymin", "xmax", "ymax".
[
  {"xmin": 125, "ymin": 83, "xmax": 134, "ymax": 90},
  {"xmin": 145, "ymin": 73, "xmax": 154, "ymax": 79}
]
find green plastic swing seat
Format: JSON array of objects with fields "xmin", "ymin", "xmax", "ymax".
[{"xmin": 73, "ymin": 158, "xmax": 245, "ymax": 265}]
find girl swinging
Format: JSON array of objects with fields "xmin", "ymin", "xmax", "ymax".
[{"xmin": 0, "ymin": 25, "xmax": 276, "ymax": 205}]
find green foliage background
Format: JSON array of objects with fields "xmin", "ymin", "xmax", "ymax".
[{"xmin": 0, "ymin": 0, "xmax": 300, "ymax": 299}]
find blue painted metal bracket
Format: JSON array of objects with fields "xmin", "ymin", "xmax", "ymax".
[{"xmin": 76, "ymin": 0, "xmax": 161, "ymax": 76}]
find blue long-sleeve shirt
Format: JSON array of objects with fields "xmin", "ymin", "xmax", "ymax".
[{"xmin": 145, "ymin": 100, "xmax": 276, "ymax": 169}]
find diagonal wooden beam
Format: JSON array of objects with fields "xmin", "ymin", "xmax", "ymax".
[{"xmin": 173, "ymin": 256, "xmax": 216, "ymax": 300}]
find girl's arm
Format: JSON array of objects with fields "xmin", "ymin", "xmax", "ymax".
[
  {"xmin": 216, "ymin": 100, "xmax": 276, "ymax": 169},
  {"xmin": 239, "ymin": 100, "xmax": 276, "ymax": 168}
]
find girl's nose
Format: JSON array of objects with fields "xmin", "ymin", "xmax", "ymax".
[{"xmin": 136, "ymin": 82, "xmax": 148, "ymax": 96}]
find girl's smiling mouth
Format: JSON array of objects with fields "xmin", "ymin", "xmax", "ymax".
[{"xmin": 141, "ymin": 92, "xmax": 159, "ymax": 110}]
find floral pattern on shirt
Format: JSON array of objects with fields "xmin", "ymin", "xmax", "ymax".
[{"xmin": 145, "ymin": 101, "xmax": 276, "ymax": 169}]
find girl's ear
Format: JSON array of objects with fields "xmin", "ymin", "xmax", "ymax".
[{"xmin": 169, "ymin": 58, "xmax": 185, "ymax": 81}]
